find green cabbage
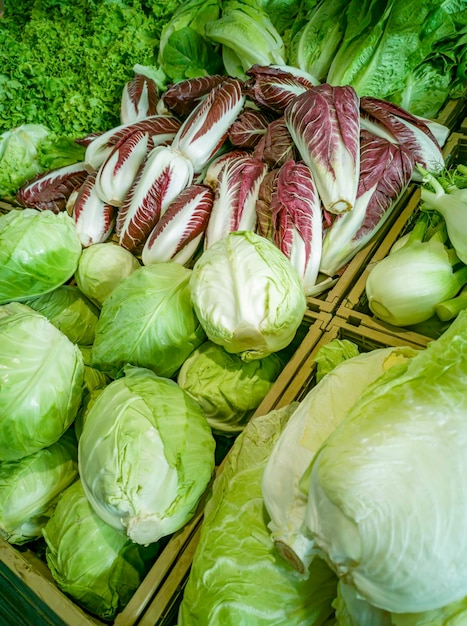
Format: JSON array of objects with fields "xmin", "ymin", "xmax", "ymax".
[
  {"xmin": 0, "ymin": 302, "xmax": 84, "ymax": 460},
  {"xmin": 78, "ymin": 366, "xmax": 215, "ymax": 545},
  {"xmin": 42, "ymin": 479, "xmax": 159, "ymax": 621},
  {"xmin": 0, "ymin": 431, "xmax": 78, "ymax": 545},
  {"xmin": 25, "ymin": 285, "xmax": 100, "ymax": 345},
  {"xmin": 91, "ymin": 262, "xmax": 206, "ymax": 379},
  {"xmin": 178, "ymin": 404, "xmax": 338, "ymax": 625},
  {"xmin": 74, "ymin": 242, "xmax": 141, "ymax": 308},
  {"xmin": 177, "ymin": 340, "xmax": 284, "ymax": 434},
  {"xmin": 304, "ymin": 309, "xmax": 467, "ymax": 613},
  {"xmin": 190, "ymin": 231, "xmax": 306, "ymax": 361},
  {"xmin": 0, "ymin": 209, "xmax": 82, "ymax": 305}
]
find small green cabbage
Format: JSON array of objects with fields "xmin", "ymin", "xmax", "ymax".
[
  {"xmin": 190, "ymin": 231, "xmax": 306, "ymax": 361},
  {"xmin": 0, "ymin": 302, "xmax": 84, "ymax": 460},
  {"xmin": 74, "ymin": 242, "xmax": 141, "ymax": 308},
  {"xmin": 78, "ymin": 366, "xmax": 215, "ymax": 545},
  {"xmin": 91, "ymin": 262, "xmax": 206, "ymax": 379},
  {"xmin": 42, "ymin": 479, "xmax": 159, "ymax": 621},
  {"xmin": 0, "ymin": 209, "xmax": 82, "ymax": 305},
  {"xmin": 177, "ymin": 340, "xmax": 284, "ymax": 434},
  {"xmin": 0, "ymin": 124, "xmax": 49, "ymax": 200},
  {"xmin": 0, "ymin": 431, "xmax": 78, "ymax": 545},
  {"xmin": 25, "ymin": 285, "xmax": 100, "ymax": 345}
]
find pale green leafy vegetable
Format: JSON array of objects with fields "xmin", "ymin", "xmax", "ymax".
[
  {"xmin": 91, "ymin": 262, "xmax": 206, "ymax": 379},
  {"xmin": 177, "ymin": 340, "xmax": 284, "ymax": 434},
  {"xmin": 78, "ymin": 366, "xmax": 215, "ymax": 545},
  {"xmin": 0, "ymin": 209, "xmax": 82, "ymax": 305},
  {"xmin": 0, "ymin": 302, "xmax": 84, "ymax": 461},
  {"xmin": 304, "ymin": 310, "xmax": 467, "ymax": 613},
  {"xmin": 262, "ymin": 344, "xmax": 417, "ymax": 575},
  {"xmin": 190, "ymin": 231, "xmax": 306, "ymax": 361},
  {"xmin": 314, "ymin": 339, "xmax": 360, "ymax": 383},
  {"xmin": 25, "ymin": 285, "xmax": 100, "ymax": 345},
  {"xmin": 0, "ymin": 431, "xmax": 78, "ymax": 545},
  {"xmin": 178, "ymin": 404, "xmax": 338, "ymax": 625},
  {"xmin": 74, "ymin": 241, "xmax": 141, "ymax": 308},
  {"xmin": 43, "ymin": 479, "xmax": 159, "ymax": 621}
]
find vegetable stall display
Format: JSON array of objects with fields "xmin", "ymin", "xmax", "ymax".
[{"xmin": 0, "ymin": 0, "xmax": 466, "ymax": 622}]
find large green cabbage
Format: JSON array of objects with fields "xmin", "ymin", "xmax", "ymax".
[
  {"xmin": 304, "ymin": 309, "xmax": 467, "ymax": 613},
  {"xmin": 0, "ymin": 431, "xmax": 78, "ymax": 545},
  {"xmin": 0, "ymin": 302, "xmax": 84, "ymax": 460},
  {"xmin": 42, "ymin": 479, "xmax": 159, "ymax": 621},
  {"xmin": 178, "ymin": 404, "xmax": 338, "ymax": 625},
  {"xmin": 0, "ymin": 209, "xmax": 82, "ymax": 305},
  {"xmin": 91, "ymin": 262, "xmax": 206, "ymax": 379},
  {"xmin": 190, "ymin": 231, "xmax": 306, "ymax": 361},
  {"xmin": 78, "ymin": 366, "xmax": 215, "ymax": 545}
]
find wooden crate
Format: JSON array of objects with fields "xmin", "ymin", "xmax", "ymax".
[
  {"xmin": 337, "ymin": 132, "xmax": 467, "ymax": 347},
  {"xmin": 137, "ymin": 318, "xmax": 423, "ymax": 626},
  {"xmin": 434, "ymin": 95, "xmax": 467, "ymax": 132},
  {"xmin": 0, "ymin": 308, "xmax": 327, "ymax": 626}
]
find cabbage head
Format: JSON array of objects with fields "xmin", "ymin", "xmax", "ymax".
[
  {"xmin": 0, "ymin": 431, "xmax": 78, "ymax": 545},
  {"xmin": 190, "ymin": 231, "xmax": 306, "ymax": 360},
  {"xmin": 177, "ymin": 340, "xmax": 284, "ymax": 434},
  {"xmin": 0, "ymin": 302, "xmax": 84, "ymax": 460},
  {"xmin": 91, "ymin": 262, "xmax": 206, "ymax": 379},
  {"xmin": 178, "ymin": 405, "xmax": 338, "ymax": 625},
  {"xmin": 74, "ymin": 242, "xmax": 141, "ymax": 307},
  {"xmin": 0, "ymin": 209, "xmax": 82, "ymax": 304},
  {"xmin": 304, "ymin": 309, "xmax": 467, "ymax": 614},
  {"xmin": 78, "ymin": 366, "xmax": 216, "ymax": 545},
  {"xmin": 25, "ymin": 285, "xmax": 100, "ymax": 345},
  {"xmin": 42, "ymin": 479, "xmax": 159, "ymax": 621}
]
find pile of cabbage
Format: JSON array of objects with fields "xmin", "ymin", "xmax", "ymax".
[
  {"xmin": 179, "ymin": 312, "xmax": 467, "ymax": 624},
  {"xmin": 0, "ymin": 201, "xmax": 307, "ymax": 619}
]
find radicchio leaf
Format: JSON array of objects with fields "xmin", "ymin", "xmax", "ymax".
[
  {"xmin": 84, "ymin": 115, "xmax": 182, "ymax": 169},
  {"xmin": 71, "ymin": 172, "xmax": 116, "ymax": 247},
  {"xmin": 253, "ymin": 116, "xmax": 297, "ymax": 168},
  {"xmin": 319, "ymin": 130, "xmax": 415, "ymax": 277},
  {"xmin": 205, "ymin": 153, "xmax": 268, "ymax": 249},
  {"xmin": 256, "ymin": 168, "xmax": 280, "ymax": 241},
  {"xmin": 359, "ymin": 96, "xmax": 444, "ymax": 179},
  {"xmin": 16, "ymin": 162, "xmax": 94, "ymax": 213},
  {"xmin": 228, "ymin": 109, "xmax": 276, "ymax": 149},
  {"xmin": 271, "ymin": 160, "xmax": 323, "ymax": 294},
  {"xmin": 244, "ymin": 64, "xmax": 318, "ymax": 113},
  {"xmin": 203, "ymin": 150, "xmax": 251, "ymax": 191},
  {"xmin": 142, "ymin": 184, "xmax": 214, "ymax": 267},
  {"xmin": 160, "ymin": 75, "xmax": 229, "ymax": 118},
  {"xmin": 116, "ymin": 145, "xmax": 194, "ymax": 252},
  {"xmin": 285, "ymin": 84, "xmax": 360, "ymax": 215},
  {"xmin": 95, "ymin": 129, "xmax": 151, "ymax": 207},
  {"xmin": 121, "ymin": 72, "xmax": 160, "ymax": 124},
  {"xmin": 171, "ymin": 77, "xmax": 246, "ymax": 173}
]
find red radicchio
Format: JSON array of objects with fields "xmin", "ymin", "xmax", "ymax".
[
  {"xmin": 71, "ymin": 172, "xmax": 116, "ymax": 247},
  {"xmin": 285, "ymin": 84, "xmax": 361, "ymax": 215},
  {"xmin": 228, "ymin": 109, "xmax": 276, "ymax": 149},
  {"xmin": 142, "ymin": 184, "xmax": 214, "ymax": 267},
  {"xmin": 16, "ymin": 162, "xmax": 94, "ymax": 213},
  {"xmin": 319, "ymin": 129, "xmax": 415, "ymax": 277},
  {"xmin": 253, "ymin": 116, "xmax": 298, "ymax": 168},
  {"xmin": 359, "ymin": 96, "xmax": 444, "ymax": 179},
  {"xmin": 244, "ymin": 64, "xmax": 318, "ymax": 113},
  {"xmin": 171, "ymin": 77, "xmax": 246, "ymax": 173},
  {"xmin": 116, "ymin": 145, "xmax": 194, "ymax": 252},
  {"xmin": 160, "ymin": 75, "xmax": 229, "ymax": 118},
  {"xmin": 95, "ymin": 129, "xmax": 151, "ymax": 207},
  {"xmin": 121, "ymin": 72, "xmax": 160, "ymax": 124},
  {"xmin": 271, "ymin": 159, "xmax": 323, "ymax": 294},
  {"xmin": 255, "ymin": 168, "xmax": 280, "ymax": 241},
  {"xmin": 204, "ymin": 153, "xmax": 268, "ymax": 249}
]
